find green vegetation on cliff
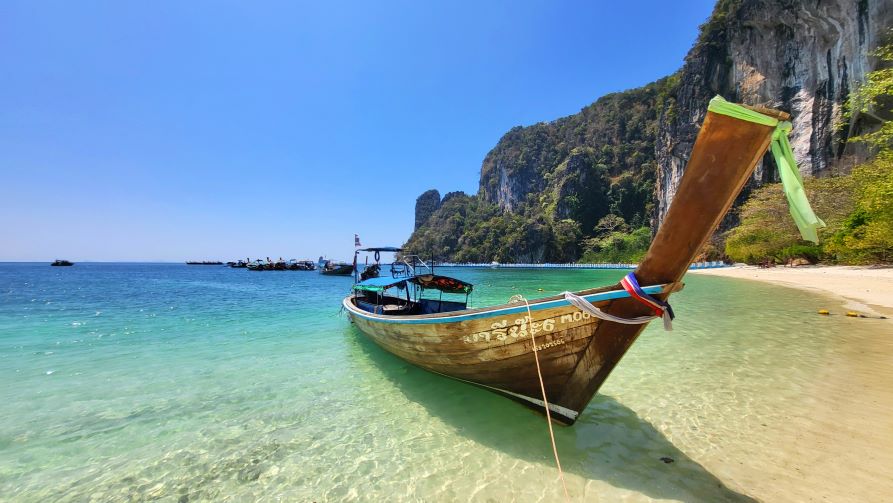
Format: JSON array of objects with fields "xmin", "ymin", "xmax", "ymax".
[
  {"xmin": 724, "ymin": 176, "xmax": 854, "ymax": 263},
  {"xmin": 725, "ymin": 37, "xmax": 893, "ymax": 265},
  {"xmin": 724, "ymin": 156, "xmax": 893, "ymax": 265},
  {"xmin": 405, "ymin": 9, "xmax": 891, "ymax": 265},
  {"xmin": 404, "ymin": 76, "xmax": 679, "ymax": 262}
]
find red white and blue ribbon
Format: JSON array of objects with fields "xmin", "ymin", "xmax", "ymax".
[{"xmin": 620, "ymin": 272, "xmax": 675, "ymax": 331}]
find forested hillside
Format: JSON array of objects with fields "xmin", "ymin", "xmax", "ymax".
[{"xmin": 406, "ymin": 0, "xmax": 892, "ymax": 263}]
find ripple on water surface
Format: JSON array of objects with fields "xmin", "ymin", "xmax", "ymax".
[{"xmin": 0, "ymin": 263, "xmax": 890, "ymax": 501}]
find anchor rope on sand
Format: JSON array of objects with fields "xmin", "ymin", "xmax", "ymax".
[{"xmin": 508, "ymin": 294, "xmax": 570, "ymax": 501}]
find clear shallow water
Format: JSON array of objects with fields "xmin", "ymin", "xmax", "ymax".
[{"xmin": 0, "ymin": 263, "xmax": 889, "ymax": 501}]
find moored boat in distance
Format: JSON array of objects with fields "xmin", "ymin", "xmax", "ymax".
[
  {"xmin": 291, "ymin": 260, "xmax": 317, "ymax": 271},
  {"xmin": 246, "ymin": 260, "xmax": 268, "ymax": 271},
  {"xmin": 50, "ymin": 260, "xmax": 74, "ymax": 266},
  {"xmin": 342, "ymin": 98, "xmax": 795, "ymax": 425},
  {"xmin": 320, "ymin": 260, "xmax": 354, "ymax": 276},
  {"xmin": 186, "ymin": 261, "xmax": 223, "ymax": 265},
  {"xmin": 244, "ymin": 258, "xmax": 316, "ymax": 271}
]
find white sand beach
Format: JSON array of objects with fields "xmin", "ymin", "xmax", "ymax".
[{"xmin": 692, "ymin": 265, "xmax": 893, "ymax": 317}]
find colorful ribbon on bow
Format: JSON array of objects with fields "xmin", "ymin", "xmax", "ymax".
[{"xmin": 620, "ymin": 272, "xmax": 675, "ymax": 331}]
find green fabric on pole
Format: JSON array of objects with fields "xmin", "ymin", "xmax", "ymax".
[
  {"xmin": 706, "ymin": 95, "xmax": 778, "ymax": 127},
  {"xmin": 707, "ymin": 95, "xmax": 826, "ymax": 243},
  {"xmin": 770, "ymin": 122, "xmax": 826, "ymax": 243}
]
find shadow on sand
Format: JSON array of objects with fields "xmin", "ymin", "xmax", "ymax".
[{"xmin": 348, "ymin": 329, "xmax": 756, "ymax": 502}]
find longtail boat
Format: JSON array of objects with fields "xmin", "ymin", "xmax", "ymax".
[
  {"xmin": 343, "ymin": 98, "xmax": 796, "ymax": 425},
  {"xmin": 321, "ymin": 261, "xmax": 354, "ymax": 276}
]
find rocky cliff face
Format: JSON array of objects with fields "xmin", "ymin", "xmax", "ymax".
[
  {"xmin": 478, "ymin": 79, "xmax": 676, "ymax": 228},
  {"xmin": 414, "ymin": 189, "xmax": 441, "ymax": 230},
  {"xmin": 656, "ymin": 0, "xmax": 893, "ymax": 225},
  {"xmin": 407, "ymin": 0, "xmax": 892, "ymax": 262}
]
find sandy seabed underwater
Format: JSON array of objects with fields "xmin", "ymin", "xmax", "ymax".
[{"xmin": 1, "ymin": 263, "xmax": 891, "ymax": 502}]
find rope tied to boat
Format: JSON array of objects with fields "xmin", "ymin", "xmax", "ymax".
[
  {"xmin": 563, "ymin": 272, "xmax": 675, "ymax": 331},
  {"xmin": 509, "ymin": 294, "xmax": 570, "ymax": 501}
]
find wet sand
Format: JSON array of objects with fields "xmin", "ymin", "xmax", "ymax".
[{"xmin": 692, "ymin": 265, "xmax": 893, "ymax": 317}]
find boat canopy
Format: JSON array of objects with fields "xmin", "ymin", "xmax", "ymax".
[
  {"xmin": 352, "ymin": 274, "xmax": 473, "ymax": 294},
  {"xmin": 353, "ymin": 276, "xmax": 409, "ymax": 292},
  {"xmin": 412, "ymin": 274, "xmax": 473, "ymax": 294}
]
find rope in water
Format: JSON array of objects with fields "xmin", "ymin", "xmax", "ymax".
[
  {"xmin": 506, "ymin": 273, "xmax": 676, "ymax": 498},
  {"xmin": 509, "ymin": 294, "xmax": 570, "ymax": 501}
]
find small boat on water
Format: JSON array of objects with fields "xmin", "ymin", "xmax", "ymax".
[
  {"xmin": 186, "ymin": 261, "xmax": 223, "ymax": 265},
  {"xmin": 246, "ymin": 260, "xmax": 268, "ymax": 271},
  {"xmin": 50, "ymin": 260, "xmax": 74, "ymax": 266},
  {"xmin": 289, "ymin": 260, "xmax": 317, "ymax": 271},
  {"xmin": 342, "ymin": 98, "xmax": 798, "ymax": 424},
  {"xmin": 320, "ymin": 261, "xmax": 354, "ymax": 276},
  {"xmin": 227, "ymin": 259, "xmax": 250, "ymax": 268},
  {"xmin": 245, "ymin": 258, "xmax": 316, "ymax": 271}
]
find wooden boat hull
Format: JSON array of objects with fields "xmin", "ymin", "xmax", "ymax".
[
  {"xmin": 322, "ymin": 265, "xmax": 354, "ymax": 276},
  {"xmin": 344, "ymin": 282, "xmax": 679, "ymax": 423},
  {"xmin": 345, "ymin": 100, "xmax": 790, "ymax": 425}
]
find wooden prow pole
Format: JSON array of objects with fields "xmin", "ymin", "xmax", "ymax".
[{"xmin": 556, "ymin": 106, "xmax": 782, "ymax": 422}]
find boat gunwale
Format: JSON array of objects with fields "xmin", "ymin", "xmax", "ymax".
[{"xmin": 343, "ymin": 282, "xmax": 681, "ymax": 324}]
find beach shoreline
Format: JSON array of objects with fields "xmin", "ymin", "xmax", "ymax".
[{"xmin": 691, "ymin": 264, "xmax": 893, "ymax": 317}]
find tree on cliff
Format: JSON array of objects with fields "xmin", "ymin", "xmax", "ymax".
[
  {"xmin": 725, "ymin": 35, "xmax": 893, "ymax": 265},
  {"xmin": 826, "ymin": 35, "xmax": 893, "ymax": 263}
]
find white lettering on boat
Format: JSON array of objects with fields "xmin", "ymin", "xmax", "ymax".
[
  {"xmin": 463, "ymin": 309, "xmax": 592, "ymax": 344},
  {"xmin": 534, "ymin": 338, "xmax": 566, "ymax": 352},
  {"xmin": 463, "ymin": 316, "xmax": 558, "ymax": 344}
]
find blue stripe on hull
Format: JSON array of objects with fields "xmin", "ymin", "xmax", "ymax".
[{"xmin": 343, "ymin": 284, "xmax": 667, "ymax": 325}]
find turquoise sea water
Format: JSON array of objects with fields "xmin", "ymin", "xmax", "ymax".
[{"xmin": 1, "ymin": 263, "xmax": 889, "ymax": 501}]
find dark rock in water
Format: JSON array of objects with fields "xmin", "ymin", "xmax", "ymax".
[{"xmin": 660, "ymin": 456, "xmax": 675, "ymax": 464}]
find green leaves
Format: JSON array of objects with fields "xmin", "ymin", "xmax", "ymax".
[
  {"xmin": 580, "ymin": 227, "xmax": 651, "ymax": 264},
  {"xmin": 845, "ymin": 30, "xmax": 893, "ymax": 153},
  {"xmin": 824, "ymin": 32, "xmax": 893, "ymax": 264},
  {"xmin": 405, "ymin": 75, "xmax": 680, "ymax": 264}
]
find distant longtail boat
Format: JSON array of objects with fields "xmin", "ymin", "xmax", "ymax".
[
  {"xmin": 320, "ymin": 261, "xmax": 354, "ymax": 276},
  {"xmin": 343, "ymin": 98, "xmax": 792, "ymax": 424}
]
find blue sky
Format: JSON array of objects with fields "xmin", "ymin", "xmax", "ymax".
[{"xmin": 1, "ymin": 0, "xmax": 715, "ymax": 262}]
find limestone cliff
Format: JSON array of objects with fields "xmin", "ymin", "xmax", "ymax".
[
  {"xmin": 405, "ymin": 80, "xmax": 675, "ymax": 263},
  {"xmin": 407, "ymin": 0, "xmax": 892, "ymax": 262},
  {"xmin": 656, "ymin": 0, "xmax": 893, "ymax": 225},
  {"xmin": 414, "ymin": 189, "xmax": 441, "ymax": 230}
]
